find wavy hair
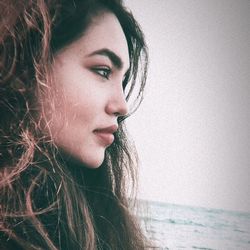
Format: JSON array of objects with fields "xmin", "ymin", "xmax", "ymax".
[{"xmin": 0, "ymin": 0, "xmax": 149, "ymax": 249}]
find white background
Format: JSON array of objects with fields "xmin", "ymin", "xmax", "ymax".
[{"xmin": 125, "ymin": 0, "xmax": 250, "ymax": 212}]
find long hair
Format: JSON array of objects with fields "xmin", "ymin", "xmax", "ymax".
[{"xmin": 0, "ymin": 0, "xmax": 149, "ymax": 249}]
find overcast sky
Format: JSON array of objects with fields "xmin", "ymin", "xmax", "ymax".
[{"xmin": 125, "ymin": 0, "xmax": 250, "ymax": 213}]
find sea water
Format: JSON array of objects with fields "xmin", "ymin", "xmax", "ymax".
[{"xmin": 139, "ymin": 200, "xmax": 250, "ymax": 250}]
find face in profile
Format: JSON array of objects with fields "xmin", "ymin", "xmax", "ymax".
[{"xmin": 46, "ymin": 12, "xmax": 129, "ymax": 168}]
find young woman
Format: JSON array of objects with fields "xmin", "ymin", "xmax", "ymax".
[{"xmin": 0, "ymin": 0, "xmax": 149, "ymax": 249}]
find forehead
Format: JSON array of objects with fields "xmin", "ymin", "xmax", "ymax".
[{"xmin": 58, "ymin": 12, "xmax": 130, "ymax": 70}]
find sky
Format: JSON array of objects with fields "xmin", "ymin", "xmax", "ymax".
[{"xmin": 125, "ymin": 0, "xmax": 250, "ymax": 213}]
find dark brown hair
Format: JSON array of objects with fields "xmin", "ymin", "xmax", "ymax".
[{"xmin": 0, "ymin": 0, "xmax": 149, "ymax": 249}]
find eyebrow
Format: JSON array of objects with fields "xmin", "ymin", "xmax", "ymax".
[{"xmin": 87, "ymin": 48, "xmax": 124, "ymax": 70}]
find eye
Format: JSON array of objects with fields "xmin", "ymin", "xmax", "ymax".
[{"xmin": 92, "ymin": 66, "xmax": 111, "ymax": 79}]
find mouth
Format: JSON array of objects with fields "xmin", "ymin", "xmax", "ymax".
[{"xmin": 93, "ymin": 125, "xmax": 118, "ymax": 146}]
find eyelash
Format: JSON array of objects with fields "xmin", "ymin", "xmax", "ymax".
[{"xmin": 92, "ymin": 66, "xmax": 112, "ymax": 79}]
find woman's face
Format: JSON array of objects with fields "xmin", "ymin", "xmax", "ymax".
[{"xmin": 47, "ymin": 12, "xmax": 129, "ymax": 168}]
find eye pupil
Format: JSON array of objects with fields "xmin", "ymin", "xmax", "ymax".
[
  {"xmin": 92, "ymin": 67, "xmax": 111, "ymax": 79},
  {"xmin": 101, "ymin": 70, "xmax": 109, "ymax": 77}
]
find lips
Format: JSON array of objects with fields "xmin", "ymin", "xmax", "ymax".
[{"xmin": 93, "ymin": 125, "xmax": 118, "ymax": 145}]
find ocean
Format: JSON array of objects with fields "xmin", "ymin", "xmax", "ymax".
[{"xmin": 138, "ymin": 200, "xmax": 250, "ymax": 250}]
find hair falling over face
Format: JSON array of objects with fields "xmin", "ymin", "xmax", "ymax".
[{"xmin": 0, "ymin": 0, "xmax": 152, "ymax": 249}]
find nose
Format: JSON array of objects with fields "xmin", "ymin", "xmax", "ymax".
[{"xmin": 105, "ymin": 87, "xmax": 129, "ymax": 117}]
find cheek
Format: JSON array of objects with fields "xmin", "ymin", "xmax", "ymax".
[
  {"xmin": 51, "ymin": 88, "xmax": 98, "ymax": 134},
  {"xmin": 49, "ymin": 66, "xmax": 108, "ymax": 133}
]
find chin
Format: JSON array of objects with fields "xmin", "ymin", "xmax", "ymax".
[
  {"xmin": 77, "ymin": 152, "xmax": 105, "ymax": 169},
  {"xmin": 83, "ymin": 160, "xmax": 103, "ymax": 169},
  {"xmin": 58, "ymin": 148, "xmax": 105, "ymax": 169}
]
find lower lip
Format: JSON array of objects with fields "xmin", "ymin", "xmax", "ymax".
[{"xmin": 94, "ymin": 131, "xmax": 114, "ymax": 145}]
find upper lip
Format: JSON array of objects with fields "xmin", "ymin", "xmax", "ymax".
[{"xmin": 94, "ymin": 124, "xmax": 118, "ymax": 134}]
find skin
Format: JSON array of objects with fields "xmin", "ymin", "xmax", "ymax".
[{"xmin": 46, "ymin": 12, "xmax": 130, "ymax": 168}]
